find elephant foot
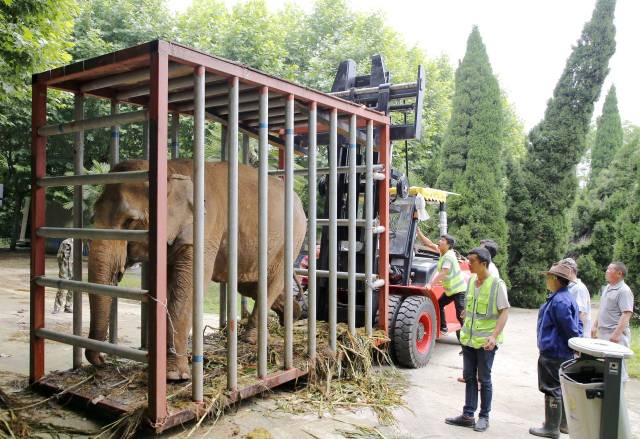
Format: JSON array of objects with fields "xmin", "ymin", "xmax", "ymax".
[
  {"xmin": 167, "ymin": 354, "xmax": 191, "ymax": 382},
  {"xmin": 85, "ymin": 349, "xmax": 106, "ymax": 366},
  {"xmin": 241, "ymin": 327, "xmax": 258, "ymax": 344}
]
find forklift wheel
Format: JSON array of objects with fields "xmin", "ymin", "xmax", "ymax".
[
  {"xmin": 393, "ymin": 296, "xmax": 437, "ymax": 368},
  {"xmin": 374, "ymin": 294, "xmax": 404, "ymax": 361}
]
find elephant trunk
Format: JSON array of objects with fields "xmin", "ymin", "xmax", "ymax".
[{"xmin": 86, "ymin": 239, "xmax": 126, "ymax": 365}]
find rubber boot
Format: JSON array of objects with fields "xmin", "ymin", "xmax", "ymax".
[
  {"xmin": 559, "ymin": 400, "xmax": 568, "ymax": 434},
  {"xmin": 529, "ymin": 395, "xmax": 561, "ymax": 438}
]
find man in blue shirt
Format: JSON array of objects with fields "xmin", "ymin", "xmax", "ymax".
[{"xmin": 530, "ymin": 263, "xmax": 581, "ymax": 439}]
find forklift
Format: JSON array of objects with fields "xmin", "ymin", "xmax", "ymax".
[{"xmin": 310, "ymin": 56, "xmax": 470, "ymax": 368}]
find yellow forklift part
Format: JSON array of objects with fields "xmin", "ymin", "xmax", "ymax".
[{"xmin": 389, "ymin": 186, "xmax": 458, "ymax": 203}]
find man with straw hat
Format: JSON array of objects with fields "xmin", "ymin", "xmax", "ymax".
[{"xmin": 529, "ymin": 263, "xmax": 581, "ymax": 438}]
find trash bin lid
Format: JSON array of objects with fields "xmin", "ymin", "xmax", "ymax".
[{"xmin": 569, "ymin": 337, "xmax": 634, "ymax": 359}]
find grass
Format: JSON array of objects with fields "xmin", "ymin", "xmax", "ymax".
[
  {"xmin": 629, "ymin": 324, "xmax": 639, "ymax": 379},
  {"xmin": 119, "ymin": 272, "xmax": 252, "ymax": 314}
]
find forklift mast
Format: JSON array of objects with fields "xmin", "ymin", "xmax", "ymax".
[{"xmin": 315, "ymin": 55, "xmax": 424, "ymax": 325}]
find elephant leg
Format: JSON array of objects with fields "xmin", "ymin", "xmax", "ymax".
[
  {"xmin": 166, "ymin": 244, "xmax": 194, "ymax": 381},
  {"xmin": 86, "ymin": 293, "xmax": 112, "ymax": 365}
]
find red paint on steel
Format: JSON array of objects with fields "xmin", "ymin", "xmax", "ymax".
[
  {"xmin": 147, "ymin": 48, "xmax": 169, "ymax": 425},
  {"xmin": 416, "ymin": 312, "xmax": 433, "ymax": 353},
  {"xmin": 377, "ymin": 124, "xmax": 390, "ymax": 334},
  {"xmin": 30, "ymin": 80, "xmax": 47, "ymax": 383}
]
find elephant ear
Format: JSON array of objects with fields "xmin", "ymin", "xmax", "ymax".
[{"xmin": 167, "ymin": 174, "xmax": 194, "ymax": 247}]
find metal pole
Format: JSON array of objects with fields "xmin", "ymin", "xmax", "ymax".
[
  {"xmin": 439, "ymin": 203, "xmax": 447, "ymax": 235},
  {"xmin": 328, "ymin": 109, "xmax": 338, "ymax": 351},
  {"xmin": 140, "ymin": 105, "xmax": 152, "ymax": 348},
  {"xmin": 258, "ymin": 87, "xmax": 269, "ymax": 378},
  {"xmin": 219, "ymin": 126, "xmax": 227, "ymax": 329},
  {"xmin": 38, "ymin": 110, "xmax": 148, "ymax": 137},
  {"xmin": 240, "ymin": 133, "xmax": 250, "ymax": 319},
  {"xmin": 307, "ymin": 102, "xmax": 317, "ymax": 359},
  {"xmin": 171, "ymin": 112, "xmax": 180, "ymax": 159},
  {"xmin": 73, "ymin": 94, "xmax": 84, "ymax": 368},
  {"xmin": 192, "ymin": 65, "xmax": 206, "ymax": 403},
  {"xmin": 377, "ymin": 125, "xmax": 390, "ymax": 333},
  {"xmin": 109, "ymin": 100, "xmax": 120, "ymax": 165},
  {"xmin": 348, "ymin": 115, "xmax": 357, "ymax": 335},
  {"xmin": 147, "ymin": 47, "xmax": 169, "ymax": 424},
  {"xmin": 109, "ymin": 100, "xmax": 120, "ymax": 345},
  {"xmin": 30, "ymin": 80, "xmax": 47, "ymax": 383},
  {"xmin": 365, "ymin": 120, "xmax": 374, "ymax": 336},
  {"xmin": 284, "ymin": 94, "xmax": 294, "ymax": 369},
  {"xmin": 143, "ymin": 119, "xmax": 150, "ymax": 160},
  {"xmin": 227, "ymin": 76, "xmax": 239, "ymax": 391}
]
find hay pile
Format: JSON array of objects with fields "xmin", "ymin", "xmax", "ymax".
[{"xmin": 0, "ymin": 318, "xmax": 408, "ymax": 438}]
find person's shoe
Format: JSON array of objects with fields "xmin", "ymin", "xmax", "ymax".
[
  {"xmin": 441, "ymin": 327, "xmax": 448, "ymax": 335},
  {"xmin": 474, "ymin": 417, "xmax": 489, "ymax": 432},
  {"xmin": 529, "ymin": 395, "xmax": 561, "ymax": 438},
  {"xmin": 64, "ymin": 306, "xmax": 73, "ymax": 313},
  {"xmin": 445, "ymin": 414, "xmax": 475, "ymax": 428}
]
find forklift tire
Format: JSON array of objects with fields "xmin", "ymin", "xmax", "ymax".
[
  {"xmin": 375, "ymin": 294, "xmax": 404, "ymax": 362},
  {"xmin": 393, "ymin": 296, "xmax": 437, "ymax": 368}
]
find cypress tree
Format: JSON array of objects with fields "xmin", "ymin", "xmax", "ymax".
[
  {"xmin": 434, "ymin": 27, "xmax": 508, "ymax": 269},
  {"xmin": 507, "ymin": 0, "xmax": 616, "ymax": 307},
  {"xmin": 590, "ymin": 86, "xmax": 624, "ymax": 182}
]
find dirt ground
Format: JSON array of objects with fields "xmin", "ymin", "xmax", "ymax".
[{"xmin": 0, "ymin": 250, "xmax": 638, "ymax": 438}]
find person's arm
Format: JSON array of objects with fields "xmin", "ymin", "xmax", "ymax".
[
  {"xmin": 554, "ymin": 300, "xmax": 581, "ymax": 340},
  {"xmin": 610, "ymin": 311, "xmax": 632, "ymax": 343},
  {"xmin": 417, "ymin": 228, "xmax": 438, "ymax": 253},
  {"xmin": 427, "ymin": 267, "xmax": 449, "ymax": 290},
  {"xmin": 484, "ymin": 308, "xmax": 508, "ymax": 351},
  {"xmin": 591, "ymin": 312, "xmax": 598, "ymax": 338}
]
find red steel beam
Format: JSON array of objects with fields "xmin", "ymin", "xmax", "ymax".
[
  {"xmin": 30, "ymin": 80, "xmax": 47, "ymax": 383},
  {"xmin": 147, "ymin": 47, "xmax": 169, "ymax": 426},
  {"xmin": 377, "ymin": 125, "xmax": 390, "ymax": 334}
]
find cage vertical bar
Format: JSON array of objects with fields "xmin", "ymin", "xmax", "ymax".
[
  {"xmin": 227, "ymin": 76, "xmax": 239, "ymax": 391},
  {"xmin": 284, "ymin": 94, "xmax": 295, "ymax": 369},
  {"xmin": 328, "ymin": 108, "xmax": 338, "ymax": 351},
  {"xmin": 219, "ymin": 126, "xmax": 227, "ymax": 329},
  {"xmin": 364, "ymin": 120, "xmax": 374, "ymax": 336},
  {"xmin": 192, "ymin": 65, "xmax": 206, "ymax": 402},
  {"xmin": 347, "ymin": 114, "xmax": 357, "ymax": 335},
  {"xmin": 109, "ymin": 99, "xmax": 120, "ymax": 345},
  {"xmin": 171, "ymin": 112, "xmax": 180, "ymax": 159},
  {"xmin": 240, "ymin": 133, "xmax": 250, "ymax": 318},
  {"xmin": 147, "ymin": 48, "xmax": 169, "ymax": 423},
  {"xmin": 307, "ymin": 102, "xmax": 317, "ymax": 359},
  {"xmin": 377, "ymin": 124, "xmax": 390, "ymax": 333},
  {"xmin": 72, "ymin": 94, "xmax": 84, "ymax": 368},
  {"xmin": 257, "ymin": 87, "xmax": 269, "ymax": 378},
  {"xmin": 29, "ymin": 79, "xmax": 47, "ymax": 383}
]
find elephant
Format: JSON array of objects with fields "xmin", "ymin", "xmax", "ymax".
[{"xmin": 86, "ymin": 159, "xmax": 307, "ymax": 381}]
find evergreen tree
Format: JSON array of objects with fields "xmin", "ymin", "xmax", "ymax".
[
  {"xmin": 507, "ymin": 0, "xmax": 616, "ymax": 307},
  {"xmin": 590, "ymin": 86, "xmax": 623, "ymax": 182},
  {"xmin": 433, "ymin": 27, "xmax": 508, "ymax": 269}
]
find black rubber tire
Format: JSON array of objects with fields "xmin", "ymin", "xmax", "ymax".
[
  {"xmin": 393, "ymin": 296, "xmax": 437, "ymax": 368},
  {"xmin": 375, "ymin": 294, "xmax": 404, "ymax": 362}
]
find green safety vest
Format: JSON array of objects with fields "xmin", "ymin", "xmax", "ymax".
[
  {"xmin": 460, "ymin": 274, "xmax": 504, "ymax": 349},
  {"xmin": 436, "ymin": 249, "xmax": 466, "ymax": 296}
]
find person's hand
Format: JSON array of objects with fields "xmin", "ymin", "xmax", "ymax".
[
  {"xmin": 591, "ymin": 326, "xmax": 597, "ymax": 338},
  {"xmin": 610, "ymin": 332, "xmax": 621, "ymax": 343},
  {"xmin": 426, "ymin": 283, "xmax": 432, "ymax": 291},
  {"xmin": 483, "ymin": 335, "xmax": 496, "ymax": 351},
  {"xmin": 461, "ymin": 309, "xmax": 466, "ymax": 320}
]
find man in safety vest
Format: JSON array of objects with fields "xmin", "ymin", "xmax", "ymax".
[
  {"xmin": 445, "ymin": 247, "xmax": 509, "ymax": 433},
  {"xmin": 420, "ymin": 232, "xmax": 467, "ymax": 339}
]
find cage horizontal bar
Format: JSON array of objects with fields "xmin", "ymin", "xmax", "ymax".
[
  {"xmin": 35, "ymin": 276, "xmax": 148, "ymax": 301},
  {"xmin": 268, "ymin": 164, "xmax": 383, "ymax": 177},
  {"xmin": 38, "ymin": 110, "xmax": 148, "ymax": 137},
  {"xmin": 38, "ymin": 171, "xmax": 148, "ymax": 187},
  {"xmin": 328, "ymin": 81, "xmax": 418, "ymax": 98},
  {"xmin": 295, "ymin": 268, "xmax": 377, "ymax": 281},
  {"xmin": 37, "ymin": 227, "xmax": 148, "ymax": 241},
  {"xmin": 35, "ymin": 328, "xmax": 148, "ymax": 363},
  {"xmin": 316, "ymin": 219, "xmax": 366, "ymax": 226},
  {"xmin": 80, "ymin": 63, "xmax": 189, "ymax": 92},
  {"xmin": 116, "ymin": 73, "xmax": 222, "ymax": 100}
]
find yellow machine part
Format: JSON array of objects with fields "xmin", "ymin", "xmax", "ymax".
[{"xmin": 389, "ymin": 186, "xmax": 451, "ymax": 203}]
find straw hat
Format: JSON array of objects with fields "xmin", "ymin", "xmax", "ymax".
[{"xmin": 540, "ymin": 263, "xmax": 574, "ymax": 282}]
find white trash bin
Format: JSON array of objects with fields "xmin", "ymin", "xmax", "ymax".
[{"xmin": 560, "ymin": 338, "xmax": 633, "ymax": 439}]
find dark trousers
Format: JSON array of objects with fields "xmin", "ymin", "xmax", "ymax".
[
  {"xmin": 537, "ymin": 354, "xmax": 569, "ymax": 399},
  {"xmin": 438, "ymin": 292, "xmax": 465, "ymax": 340},
  {"xmin": 462, "ymin": 345, "xmax": 496, "ymax": 419}
]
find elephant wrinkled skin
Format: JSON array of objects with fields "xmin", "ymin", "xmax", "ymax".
[{"xmin": 86, "ymin": 160, "xmax": 307, "ymax": 381}]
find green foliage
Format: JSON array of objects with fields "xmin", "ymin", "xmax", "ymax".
[
  {"xmin": 507, "ymin": 0, "xmax": 617, "ymax": 307},
  {"xmin": 431, "ymin": 27, "xmax": 508, "ymax": 277},
  {"xmin": 589, "ymin": 86, "xmax": 623, "ymax": 182}
]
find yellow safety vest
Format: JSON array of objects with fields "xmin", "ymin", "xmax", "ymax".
[
  {"xmin": 436, "ymin": 249, "xmax": 466, "ymax": 296},
  {"xmin": 460, "ymin": 274, "xmax": 503, "ymax": 349}
]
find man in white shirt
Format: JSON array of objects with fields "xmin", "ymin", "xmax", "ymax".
[
  {"xmin": 559, "ymin": 258, "xmax": 592, "ymax": 337},
  {"xmin": 480, "ymin": 239, "xmax": 500, "ymax": 279}
]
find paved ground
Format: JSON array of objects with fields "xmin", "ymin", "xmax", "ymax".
[{"xmin": 0, "ymin": 250, "xmax": 638, "ymax": 438}]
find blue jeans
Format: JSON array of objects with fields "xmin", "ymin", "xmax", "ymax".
[{"xmin": 462, "ymin": 345, "xmax": 496, "ymax": 419}]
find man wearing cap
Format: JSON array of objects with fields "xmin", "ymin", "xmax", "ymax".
[
  {"xmin": 444, "ymin": 247, "xmax": 509, "ymax": 432},
  {"xmin": 559, "ymin": 258, "xmax": 591, "ymax": 338},
  {"xmin": 591, "ymin": 261, "xmax": 634, "ymax": 381},
  {"xmin": 530, "ymin": 263, "xmax": 581, "ymax": 438},
  {"xmin": 419, "ymin": 231, "xmax": 467, "ymax": 338}
]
